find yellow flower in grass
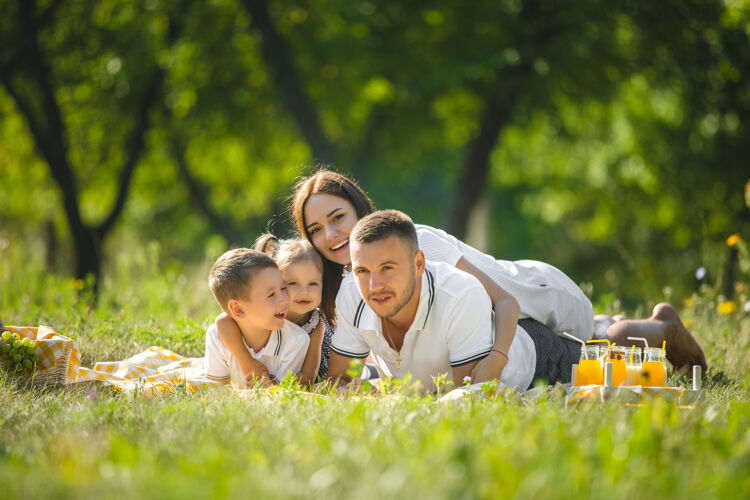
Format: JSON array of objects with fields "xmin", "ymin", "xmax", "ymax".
[
  {"xmin": 683, "ymin": 319, "xmax": 692, "ymax": 329},
  {"xmin": 726, "ymin": 233, "xmax": 741, "ymax": 247},
  {"xmin": 717, "ymin": 300, "xmax": 737, "ymax": 315},
  {"xmin": 70, "ymin": 278, "xmax": 85, "ymax": 291},
  {"xmin": 684, "ymin": 297, "xmax": 694, "ymax": 308}
]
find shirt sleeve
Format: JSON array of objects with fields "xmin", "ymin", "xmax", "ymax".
[
  {"xmin": 204, "ymin": 326, "xmax": 230, "ymax": 379},
  {"xmin": 416, "ymin": 225, "xmax": 463, "ymax": 267},
  {"xmin": 330, "ymin": 297, "xmax": 371, "ymax": 359},
  {"xmin": 444, "ymin": 282, "xmax": 494, "ymax": 367}
]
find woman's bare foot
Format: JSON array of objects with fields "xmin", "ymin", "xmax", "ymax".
[
  {"xmin": 651, "ymin": 303, "xmax": 708, "ymax": 372},
  {"xmin": 593, "ymin": 314, "xmax": 628, "ymax": 339}
]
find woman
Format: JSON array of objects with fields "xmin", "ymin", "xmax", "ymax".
[{"xmin": 291, "ymin": 168, "xmax": 707, "ymax": 382}]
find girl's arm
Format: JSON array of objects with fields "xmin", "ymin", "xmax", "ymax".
[
  {"xmin": 215, "ymin": 313, "xmax": 273, "ymax": 387},
  {"xmin": 455, "ymin": 256, "xmax": 520, "ymax": 383},
  {"xmin": 296, "ymin": 319, "xmax": 324, "ymax": 387}
]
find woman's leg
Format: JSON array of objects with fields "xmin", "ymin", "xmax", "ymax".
[{"xmin": 594, "ymin": 303, "xmax": 707, "ymax": 372}]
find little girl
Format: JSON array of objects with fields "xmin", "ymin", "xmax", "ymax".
[{"xmin": 215, "ymin": 235, "xmax": 334, "ymax": 386}]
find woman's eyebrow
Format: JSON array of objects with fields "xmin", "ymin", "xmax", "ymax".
[{"xmin": 306, "ymin": 207, "xmax": 342, "ymax": 230}]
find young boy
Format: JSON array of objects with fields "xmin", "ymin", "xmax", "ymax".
[{"xmin": 205, "ymin": 248, "xmax": 310, "ymax": 387}]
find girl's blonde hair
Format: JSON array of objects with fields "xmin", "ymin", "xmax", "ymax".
[{"xmin": 253, "ymin": 234, "xmax": 324, "ymax": 274}]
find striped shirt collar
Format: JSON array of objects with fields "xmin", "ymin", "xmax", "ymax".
[
  {"xmin": 353, "ymin": 267, "xmax": 436, "ymax": 333},
  {"xmin": 242, "ymin": 328, "xmax": 283, "ymax": 357}
]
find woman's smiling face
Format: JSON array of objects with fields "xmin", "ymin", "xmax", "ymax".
[{"xmin": 303, "ymin": 193, "xmax": 359, "ymax": 265}]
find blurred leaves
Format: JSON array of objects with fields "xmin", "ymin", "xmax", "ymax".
[{"xmin": 0, "ymin": 0, "xmax": 749, "ymax": 303}]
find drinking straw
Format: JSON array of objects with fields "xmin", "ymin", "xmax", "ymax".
[
  {"xmin": 562, "ymin": 332, "xmax": 585, "ymax": 346},
  {"xmin": 562, "ymin": 334, "xmax": 584, "ymax": 385},
  {"xmin": 587, "ymin": 339, "xmax": 611, "ymax": 347},
  {"xmin": 661, "ymin": 340, "xmax": 666, "ymax": 361},
  {"xmin": 627, "ymin": 336, "xmax": 649, "ymax": 348},
  {"xmin": 629, "ymin": 345, "xmax": 635, "ymax": 365}
]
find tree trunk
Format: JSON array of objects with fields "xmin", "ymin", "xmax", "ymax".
[
  {"xmin": 242, "ymin": 0, "xmax": 336, "ymax": 164},
  {"xmin": 1, "ymin": 0, "xmax": 186, "ymax": 293},
  {"xmin": 446, "ymin": 98, "xmax": 510, "ymax": 240}
]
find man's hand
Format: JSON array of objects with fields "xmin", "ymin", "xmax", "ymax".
[{"xmin": 470, "ymin": 351, "xmax": 508, "ymax": 383}]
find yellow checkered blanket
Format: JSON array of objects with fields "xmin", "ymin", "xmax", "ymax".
[{"xmin": 4, "ymin": 325, "xmax": 229, "ymax": 395}]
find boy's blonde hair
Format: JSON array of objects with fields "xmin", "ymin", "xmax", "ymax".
[
  {"xmin": 254, "ymin": 234, "xmax": 323, "ymax": 274},
  {"xmin": 208, "ymin": 248, "xmax": 277, "ymax": 313}
]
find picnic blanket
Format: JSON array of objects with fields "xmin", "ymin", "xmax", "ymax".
[
  {"xmin": 4, "ymin": 325, "xmax": 698, "ymax": 403},
  {"xmin": 76, "ymin": 345, "xmax": 232, "ymax": 395},
  {"xmin": 4, "ymin": 325, "xmax": 230, "ymax": 395}
]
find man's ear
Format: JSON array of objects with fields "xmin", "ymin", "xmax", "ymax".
[
  {"xmin": 414, "ymin": 250, "xmax": 426, "ymax": 276},
  {"xmin": 228, "ymin": 299, "xmax": 245, "ymax": 319}
]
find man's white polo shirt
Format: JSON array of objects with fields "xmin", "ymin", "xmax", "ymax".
[
  {"xmin": 204, "ymin": 319, "xmax": 310, "ymax": 384},
  {"xmin": 415, "ymin": 224, "xmax": 594, "ymax": 342},
  {"xmin": 332, "ymin": 260, "xmax": 536, "ymax": 391}
]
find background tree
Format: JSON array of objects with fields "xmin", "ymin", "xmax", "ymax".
[{"xmin": 0, "ymin": 0, "xmax": 747, "ymax": 305}]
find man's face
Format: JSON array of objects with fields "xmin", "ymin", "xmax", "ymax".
[{"xmin": 350, "ymin": 235, "xmax": 422, "ymax": 320}]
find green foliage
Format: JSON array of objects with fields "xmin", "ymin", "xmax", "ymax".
[{"xmin": 1, "ymin": 1, "xmax": 749, "ymax": 307}]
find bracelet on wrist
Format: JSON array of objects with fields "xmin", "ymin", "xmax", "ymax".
[{"xmin": 490, "ymin": 349, "xmax": 508, "ymax": 361}]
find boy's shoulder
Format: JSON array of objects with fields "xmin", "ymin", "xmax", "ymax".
[
  {"xmin": 281, "ymin": 319, "xmax": 310, "ymax": 342},
  {"xmin": 205, "ymin": 322, "xmax": 219, "ymax": 340}
]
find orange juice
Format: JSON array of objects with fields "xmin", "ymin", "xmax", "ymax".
[
  {"xmin": 643, "ymin": 347, "xmax": 667, "ymax": 386},
  {"xmin": 605, "ymin": 346, "xmax": 628, "ymax": 386},
  {"xmin": 577, "ymin": 359, "xmax": 603, "ymax": 385},
  {"xmin": 642, "ymin": 361, "xmax": 666, "ymax": 386},
  {"xmin": 610, "ymin": 359, "xmax": 627, "ymax": 386}
]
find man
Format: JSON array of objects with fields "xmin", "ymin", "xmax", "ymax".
[
  {"xmin": 327, "ymin": 210, "xmax": 707, "ymax": 392},
  {"xmin": 329, "ymin": 210, "xmax": 553, "ymax": 391}
]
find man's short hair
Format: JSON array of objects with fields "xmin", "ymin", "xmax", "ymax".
[
  {"xmin": 208, "ymin": 248, "xmax": 277, "ymax": 313},
  {"xmin": 350, "ymin": 209, "xmax": 418, "ymax": 254}
]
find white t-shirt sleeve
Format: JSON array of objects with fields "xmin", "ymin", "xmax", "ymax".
[
  {"xmin": 416, "ymin": 225, "xmax": 463, "ymax": 267},
  {"xmin": 278, "ymin": 327, "xmax": 310, "ymax": 377},
  {"xmin": 204, "ymin": 325, "xmax": 231, "ymax": 380},
  {"xmin": 331, "ymin": 295, "xmax": 371, "ymax": 359},
  {"xmin": 444, "ymin": 282, "xmax": 494, "ymax": 367}
]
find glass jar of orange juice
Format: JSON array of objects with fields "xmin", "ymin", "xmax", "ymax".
[
  {"xmin": 605, "ymin": 346, "xmax": 628, "ymax": 386},
  {"xmin": 575, "ymin": 346, "xmax": 604, "ymax": 386},
  {"xmin": 642, "ymin": 347, "xmax": 667, "ymax": 386},
  {"xmin": 624, "ymin": 348, "xmax": 643, "ymax": 385}
]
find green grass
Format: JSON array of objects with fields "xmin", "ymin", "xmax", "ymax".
[{"xmin": 1, "ymin": 240, "xmax": 750, "ymax": 499}]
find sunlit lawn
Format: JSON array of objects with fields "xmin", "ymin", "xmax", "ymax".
[{"xmin": 1, "ymin": 242, "xmax": 749, "ymax": 499}]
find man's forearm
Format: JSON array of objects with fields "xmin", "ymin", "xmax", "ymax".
[{"xmin": 325, "ymin": 351, "xmax": 360, "ymax": 386}]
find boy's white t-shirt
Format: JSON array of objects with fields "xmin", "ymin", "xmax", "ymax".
[
  {"xmin": 332, "ymin": 261, "xmax": 536, "ymax": 391},
  {"xmin": 204, "ymin": 319, "xmax": 310, "ymax": 384},
  {"xmin": 415, "ymin": 224, "xmax": 594, "ymax": 341}
]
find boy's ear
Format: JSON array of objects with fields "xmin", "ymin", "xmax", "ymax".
[{"xmin": 227, "ymin": 299, "xmax": 245, "ymax": 318}]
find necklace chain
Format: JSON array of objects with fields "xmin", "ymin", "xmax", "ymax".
[{"xmin": 382, "ymin": 319, "xmax": 402, "ymax": 370}]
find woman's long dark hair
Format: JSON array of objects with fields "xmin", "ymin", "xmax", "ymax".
[{"xmin": 291, "ymin": 168, "xmax": 374, "ymax": 320}]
